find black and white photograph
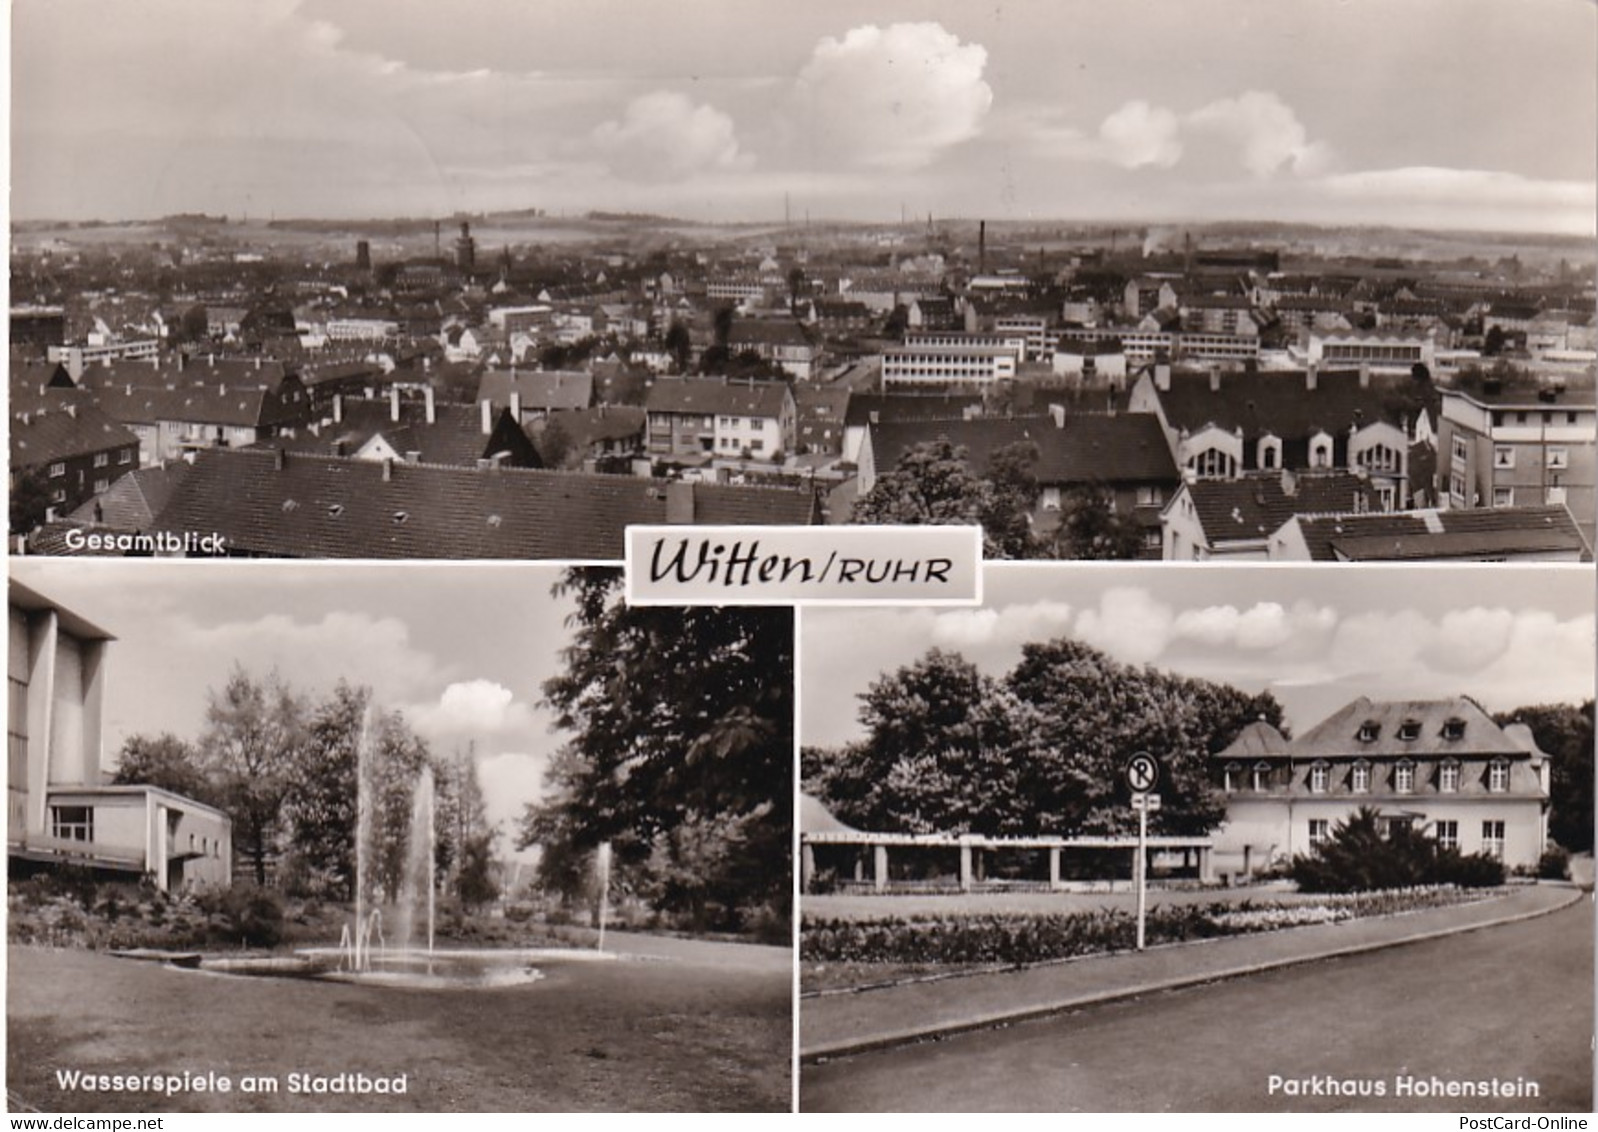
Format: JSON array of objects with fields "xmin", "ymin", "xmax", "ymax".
[
  {"xmin": 799, "ymin": 563, "xmax": 1595, "ymax": 1111},
  {"xmin": 6, "ymin": 1, "xmax": 1595, "ymax": 563},
  {"xmin": 5, "ymin": 560, "xmax": 794, "ymax": 1113}
]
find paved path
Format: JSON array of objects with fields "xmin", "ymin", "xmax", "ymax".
[
  {"xmin": 802, "ymin": 883, "xmax": 1584, "ymax": 1060},
  {"xmin": 804, "ymin": 895, "xmax": 1594, "ymax": 1112}
]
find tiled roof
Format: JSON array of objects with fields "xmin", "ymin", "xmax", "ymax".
[
  {"xmin": 1218, "ymin": 720, "xmax": 1290, "ymax": 760},
  {"xmin": 10, "ymin": 404, "xmax": 140, "ymax": 469},
  {"xmin": 1443, "ymin": 371, "xmax": 1595, "ymax": 408},
  {"xmin": 67, "ymin": 462, "xmax": 191, "ymax": 530},
  {"xmin": 542, "ymin": 406, "xmax": 646, "ymax": 446},
  {"xmin": 1185, "ymin": 472, "xmax": 1371, "ymax": 545},
  {"xmin": 1152, "ymin": 369, "xmax": 1422, "ymax": 438},
  {"xmin": 477, "ymin": 368, "xmax": 593, "ymax": 412},
  {"xmin": 729, "ymin": 319, "xmax": 814, "ymax": 348},
  {"xmin": 845, "ymin": 393, "xmax": 986, "ymax": 428},
  {"xmin": 1290, "ymin": 697, "xmax": 1538, "ymax": 760},
  {"xmin": 644, "ymin": 377, "xmax": 790, "ymax": 419},
  {"xmin": 1321, "ymin": 506, "xmax": 1591, "ymax": 561},
  {"xmin": 869, "ymin": 412, "xmax": 1177, "ymax": 485},
  {"xmin": 148, "ymin": 449, "xmax": 815, "ymax": 560}
]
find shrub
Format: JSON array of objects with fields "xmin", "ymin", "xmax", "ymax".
[
  {"xmin": 1289, "ymin": 807, "xmax": 1505, "ymax": 893},
  {"xmin": 197, "ymin": 885, "xmax": 286, "ymax": 949},
  {"xmin": 1537, "ymin": 844, "xmax": 1571, "ymax": 881}
]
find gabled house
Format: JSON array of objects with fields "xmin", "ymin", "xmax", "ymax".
[
  {"xmin": 643, "ymin": 377, "xmax": 797, "ymax": 463},
  {"xmin": 1160, "ymin": 470, "xmax": 1375, "ymax": 560},
  {"xmin": 1213, "ymin": 697, "xmax": 1550, "ymax": 877},
  {"xmin": 1129, "ymin": 365, "xmax": 1427, "ymax": 512},
  {"xmin": 10, "ymin": 402, "xmax": 141, "ymax": 519}
]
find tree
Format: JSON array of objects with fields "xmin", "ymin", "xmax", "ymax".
[
  {"xmin": 279, "ymin": 681, "xmax": 367, "ymax": 899},
  {"xmin": 849, "ymin": 439, "xmax": 1044, "ymax": 559},
  {"xmin": 663, "ymin": 319, "xmax": 693, "ymax": 372},
  {"xmin": 1004, "ymin": 639, "xmax": 1278, "ymax": 836},
  {"xmin": 1051, "ymin": 485, "xmax": 1146, "ymax": 560},
  {"xmin": 199, "ymin": 667, "xmax": 305, "ymax": 887},
  {"xmin": 1289, "ymin": 806, "xmax": 1504, "ymax": 892},
  {"xmin": 516, "ymin": 568, "xmax": 792, "ymax": 932},
  {"xmin": 1483, "ymin": 325, "xmax": 1507, "ymax": 356},
  {"xmin": 804, "ymin": 650, "xmax": 1028, "ymax": 835},
  {"xmin": 806, "ymin": 639, "xmax": 1280, "ymax": 839},
  {"xmin": 112, "ymin": 733, "xmax": 217, "ymax": 806},
  {"xmin": 1495, "ymin": 702, "xmax": 1594, "ymax": 852},
  {"xmin": 9, "ymin": 469, "xmax": 53, "ymax": 535}
]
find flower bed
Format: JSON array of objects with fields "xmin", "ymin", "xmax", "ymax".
[{"xmin": 801, "ymin": 885, "xmax": 1487, "ymax": 971}]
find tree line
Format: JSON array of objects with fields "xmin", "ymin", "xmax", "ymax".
[
  {"xmin": 804, "ymin": 640, "xmax": 1284, "ymax": 837},
  {"xmin": 113, "ymin": 673, "xmax": 498, "ymax": 907}
]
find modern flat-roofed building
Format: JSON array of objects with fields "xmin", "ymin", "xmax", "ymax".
[{"xmin": 8, "ymin": 580, "xmax": 231, "ymax": 892}]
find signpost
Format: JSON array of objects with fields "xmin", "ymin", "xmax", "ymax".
[{"xmin": 1124, "ymin": 753, "xmax": 1160, "ymax": 951}]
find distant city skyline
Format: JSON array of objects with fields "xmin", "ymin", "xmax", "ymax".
[{"xmin": 10, "ymin": 0, "xmax": 1597, "ymax": 235}]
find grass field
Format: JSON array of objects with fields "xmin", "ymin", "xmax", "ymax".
[{"xmin": 7, "ymin": 932, "xmax": 791, "ymax": 1113}]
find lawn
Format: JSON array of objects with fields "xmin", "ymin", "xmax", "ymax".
[{"xmin": 7, "ymin": 932, "xmax": 791, "ymax": 1113}]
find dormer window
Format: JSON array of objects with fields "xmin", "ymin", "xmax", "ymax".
[
  {"xmin": 1309, "ymin": 762, "xmax": 1329, "ymax": 793},
  {"xmin": 1357, "ymin": 721, "xmax": 1380, "ymax": 743},
  {"xmin": 1439, "ymin": 759, "xmax": 1461, "ymax": 793},
  {"xmin": 1251, "ymin": 761, "xmax": 1270, "ymax": 791},
  {"xmin": 1488, "ymin": 758, "xmax": 1510, "ymax": 793},
  {"xmin": 1224, "ymin": 761, "xmax": 1240, "ymax": 792},
  {"xmin": 1351, "ymin": 760, "xmax": 1371, "ymax": 793},
  {"xmin": 1442, "ymin": 718, "xmax": 1465, "ymax": 741},
  {"xmin": 1397, "ymin": 719, "xmax": 1421, "ymax": 742},
  {"xmin": 1394, "ymin": 759, "xmax": 1416, "ymax": 793}
]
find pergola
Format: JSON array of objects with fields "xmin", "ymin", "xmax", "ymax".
[{"xmin": 800, "ymin": 830, "xmax": 1216, "ymax": 893}]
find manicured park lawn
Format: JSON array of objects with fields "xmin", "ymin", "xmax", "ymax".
[{"xmin": 7, "ymin": 932, "xmax": 791, "ymax": 1113}]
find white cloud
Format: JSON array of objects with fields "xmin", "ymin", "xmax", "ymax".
[
  {"xmin": 1186, "ymin": 90, "xmax": 1333, "ymax": 177},
  {"xmin": 1073, "ymin": 588, "xmax": 1174, "ymax": 665},
  {"xmin": 1097, "ymin": 100, "xmax": 1183, "ymax": 169},
  {"xmin": 1421, "ymin": 607, "xmax": 1518, "ymax": 673},
  {"xmin": 476, "ymin": 750, "xmax": 550, "ymax": 858},
  {"xmin": 929, "ymin": 601, "xmax": 1076, "ymax": 651},
  {"xmin": 407, "ymin": 679, "xmax": 537, "ymax": 742},
  {"xmin": 590, "ymin": 91, "xmax": 751, "ymax": 181},
  {"xmin": 184, "ymin": 612, "xmax": 444, "ymax": 702},
  {"xmin": 786, "ymin": 22, "xmax": 992, "ymax": 170},
  {"xmin": 1174, "ymin": 600, "xmax": 1338, "ymax": 652}
]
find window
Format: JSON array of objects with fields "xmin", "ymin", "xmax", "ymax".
[
  {"xmin": 1493, "ymin": 445, "xmax": 1515, "ymax": 469},
  {"xmin": 1136, "ymin": 485, "xmax": 1163, "ymax": 507},
  {"xmin": 1251, "ymin": 761, "xmax": 1270, "ymax": 791},
  {"xmin": 1449, "ymin": 471, "xmax": 1467, "ymax": 503},
  {"xmin": 1451, "ymin": 436, "xmax": 1469, "ymax": 463},
  {"xmin": 1442, "ymin": 718, "xmax": 1465, "ymax": 741},
  {"xmin": 1440, "ymin": 760, "xmax": 1460, "ymax": 793},
  {"xmin": 50, "ymin": 805, "xmax": 93, "ymax": 842},
  {"xmin": 1488, "ymin": 759, "xmax": 1510, "ymax": 793},
  {"xmin": 1547, "ymin": 447, "xmax": 1569, "ymax": 470},
  {"xmin": 93, "ymin": 479, "xmax": 108, "ymax": 493},
  {"xmin": 1041, "ymin": 487, "xmax": 1062, "ymax": 512},
  {"xmin": 1357, "ymin": 721, "xmax": 1380, "ymax": 743},
  {"xmin": 1310, "ymin": 439, "xmax": 1332, "ymax": 468},
  {"xmin": 1351, "ymin": 760, "xmax": 1371, "ymax": 793},
  {"xmin": 1309, "ymin": 762, "xmax": 1329, "ymax": 793},
  {"xmin": 1492, "ymin": 487, "xmax": 1514, "ymax": 508},
  {"xmin": 1309, "ymin": 819, "xmax": 1330, "ymax": 850},
  {"xmin": 49, "ymin": 462, "xmax": 66, "ymax": 478},
  {"xmin": 1435, "ymin": 820, "xmax": 1459, "ymax": 851},
  {"xmin": 1394, "ymin": 760, "xmax": 1415, "ymax": 793},
  {"xmin": 1222, "ymin": 761, "xmax": 1240, "ymax": 792},
  {"xmin": 1482, "ymin": 820, "xmax": 1506, "ymax": 858},
  {"xmin": 93, "ymin": 453, "xmax": 109, "ymax": 468},
  {"xmin": 118, "ymin": 450, "xmax": 132, "ymax": 465},
  {"xmin": 1397, "ymin": 719, "xmax": 1421, "ymax": 741}
]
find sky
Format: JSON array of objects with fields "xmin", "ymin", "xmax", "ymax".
[
  {"xmin": 9, "ymin": 0, "xmax": 1597, "ymax": 233},
  {"xmin": 800, "ymin": 564, "xmax": 1598, "ymax": 750},
  {"xmin": 9, "ymin": 559, "xmax": 594, "ymax": 860}
]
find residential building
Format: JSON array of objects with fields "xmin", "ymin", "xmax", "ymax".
[
  {"xmin": 727, "ymin": 319, "xmax": 820, "ymax": 380},
  {"xmin": 881, "ymin": 342, "xmax": 1019, "ymax": 389},
  {"xmin": 8, "ymin": 580, "xmax": 231, "ymax": 891},
  {"xmin": 1437, "ymin": 370, "xmax": 1596, "ymax": 547},
  {"xmin": 1270, "ymin": 504, "xmax": 1591, "ymax": 562},
  {"xmin": 1160, "ymin": 470, "xmax": 1376, "ymax": 560},
  {"xmin": 10, "ymin": 402, "xmax": 141, "ymax": 518},
  {"xmin": 1213, "ymin": 697, "xmax": 1550, "ymax": 877},
  {"xmin": 643, "ymin": 377, "xmax": 797, "ymax": 462}
]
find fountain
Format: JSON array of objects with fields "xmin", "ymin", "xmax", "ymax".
[
  {"xmin": 194, "ymin": 705, "xmax": 620, "ymax": 989},
  {"xmin": 595, "ymin": 841, "xmax": 612, "ymax": 954}
]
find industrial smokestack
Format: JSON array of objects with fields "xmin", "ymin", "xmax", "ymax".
[{"xmin": 979, "ymin": 221, "xmax": 987, "ymax": 276}]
